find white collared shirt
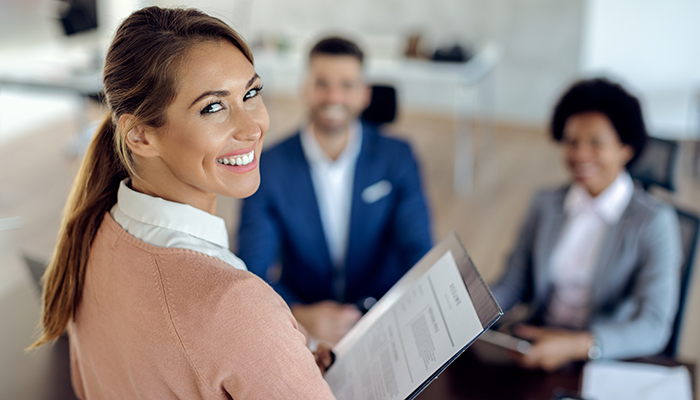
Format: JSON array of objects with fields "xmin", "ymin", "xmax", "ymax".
[
  {"xmin": 545, "ymin": 172, "xmax": 634, "ymax": 329},
  {"xmin": 299, "ymin": 121, "xmax": 363, "ymax": 269},
  {"xmin": 110, "ymin": 180, "xmax": 247, "ymax": 271}
]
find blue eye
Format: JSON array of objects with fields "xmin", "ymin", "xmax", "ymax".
[
  {"xmin": 244, "ymin": 85, "xmax": 264, "ymax": 100},
  {"xmin": 201, "ymin": 101, "xmax": 224, "ymax": 115}
]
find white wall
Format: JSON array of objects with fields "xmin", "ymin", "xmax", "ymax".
[
  {"xmin": 0, "ymin": 0, "xmax": 591, "ymax": 128},
  {"xmin": 581, "ymin": 0, "xmax": 700, "ymax": 139},
  {"xmin": 156, "ymin": 0, "xmax": 585, "ymax": 125}
]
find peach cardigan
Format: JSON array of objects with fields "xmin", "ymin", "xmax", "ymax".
[{"xmin": 69, "ymin": 214, "xmax": 335, "ymax": 399}]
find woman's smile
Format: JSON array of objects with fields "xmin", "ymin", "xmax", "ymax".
[{"xmin": 216, "ymin": 146, "xmax": 258, "ymax": 173}]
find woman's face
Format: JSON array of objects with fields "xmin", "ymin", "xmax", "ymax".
[
  {"xmin": 137, "ymin": 40, "xmax": 269, "ymax": 212},
  {"xmin": 562, "ymin": 111, "xmax": 633, "ymax": 197}
]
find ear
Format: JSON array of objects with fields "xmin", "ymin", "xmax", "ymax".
[
  {"xmin": 119, "ymin": 114, "xmax": 160, "ymax": 158},
  {"xmin": 621, "ymin": 144, "xmax": 634, "ymax": 166},
  {"xmin": 362, "ymin": 84, "xmax": 372, "ymax": 109}
]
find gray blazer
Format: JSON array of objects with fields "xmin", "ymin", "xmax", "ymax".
[{"xmin": 491, "ymin": 185, "xmax": 682, "ymax": 359}]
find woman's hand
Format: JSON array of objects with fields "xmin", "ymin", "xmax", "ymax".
[
  {"xmin": 510, "ymin": 325, "xmax": 592, "ymax": 372},
  {"xmin": 313, "ymin": 342, "xmax": 336, "ymax": 374}
]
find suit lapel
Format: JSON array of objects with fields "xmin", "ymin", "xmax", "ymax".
[
  {"xmin": 344, "ymin": 124, "xmax": 375, "ymax": 280},
  {"xmin": 589, "ymin": 196, "xmax": 636, "ymax": 309},
  {"xmin": 533, "ymin": 189, "xmax": 567, "ymax": 308}
]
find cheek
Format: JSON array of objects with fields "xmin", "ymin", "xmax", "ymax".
[
  {"xmin": 598, "ymin": 148, "xmax": 628, "ymax": 170},
  {"xmin": 254, "ymin": 105, "xmax": 270, "ymax": 134}
]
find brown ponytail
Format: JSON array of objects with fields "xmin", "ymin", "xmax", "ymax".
[
  {"xmin": 30, "ymin": 6, "xmax": 253, "ymax": 349},
  {"xmin": 30, "ymin": 115, "xmax": 127, "ymax": 348}
]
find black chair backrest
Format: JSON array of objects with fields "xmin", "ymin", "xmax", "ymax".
[
  {"xmin": 662, "ymin": 207, "xmax": 700, "ymax": 357},
  {"xmin": 361, "ymin": 85, "xmax": 397, "ymax": 126},
  {"xmin": 629, "ymin": 137, "xmax": 680, "ymax": 192}
]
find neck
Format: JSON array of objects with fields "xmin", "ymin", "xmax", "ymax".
[
  {"xmin": 130, "ymin": 176, "xmax": 217, "ymax": 215},
  {"xmin": 312, "ymin": 123, "xmax": 351, "ymax": 161},
  {"xmin": 583, "ymin": 172, "xmax": 621, "ymax": 198}
]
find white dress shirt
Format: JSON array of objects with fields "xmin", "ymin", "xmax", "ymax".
[
  {"xmin": 110, "ymin": 179, "xmax": 247, "ymax": 271},
  {"xmin": 299, "ymin": 121, "xmax": 363, "ymax": 269},
  {"xmin": 545, "ymin": 172, "xmax": 634, "ymax": 329}
]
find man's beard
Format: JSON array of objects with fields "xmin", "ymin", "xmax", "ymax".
[{"xmin": 312, "ymin": 104, "xmax": 354, "ymax": 135}]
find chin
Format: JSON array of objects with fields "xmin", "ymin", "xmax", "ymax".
[{"xmin": 233, "ymin": 176, "xmax": 261, "ymax": 199}]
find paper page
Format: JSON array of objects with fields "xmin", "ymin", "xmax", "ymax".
[
  {"xmin": 325, "ymin": 250, "xmax": 484, "ymax": 400},
  {"xmin": 582, "ymin": 361, "xmax": 693, "ymax": 400}
]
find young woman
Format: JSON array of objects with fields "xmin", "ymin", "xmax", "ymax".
[
  {"xmin": 491, "ymin": 78, "xmax": 682, "ymax": 371},
  {"xmin": 31, "ymin": 7, "xmax": 335, "ymax": 399}
]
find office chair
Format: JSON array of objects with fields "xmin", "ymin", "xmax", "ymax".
[
  {"xmin": 361, "ymin": 85, "xmax": 397, "ymax": 126},
  {"xmin": 626, "ymin": 138, "xmax": 699, "ymax": 357},
  {"xmin": 662, "ymin": 207, "xmax": 700, "ymax": 357},
  {"xmin": 628, "ymin": 137, "xmax": 680, "ymax": 192}
]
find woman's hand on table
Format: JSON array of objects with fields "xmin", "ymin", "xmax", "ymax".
[{"xmin": 510, "ymin": 324, "xmax": 592, "ymax": 372}]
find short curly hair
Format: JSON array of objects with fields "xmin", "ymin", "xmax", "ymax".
[{"xmin": 551, "ymin": 78, "xmax": 647, "ymax": 166}]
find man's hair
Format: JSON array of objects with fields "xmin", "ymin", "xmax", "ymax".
[
  {"xmin": 309, "ymin": 36, "xmax": 364, "ymax": 65},
  {"xmin": 551, "ymin": 77, "xmax": 647, "ymax": 166}
]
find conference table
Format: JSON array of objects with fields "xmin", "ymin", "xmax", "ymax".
[
  {"xmin": 414, "ymin": 342, "xmax": 696, "ymax": 400},
  {"xmin": 0, "ymin": 228, "xmax": 694, "ymax": 399}
]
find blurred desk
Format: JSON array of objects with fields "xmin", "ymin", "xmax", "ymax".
[
  {"xmin": 0, "ymin": 41, "xmax": 103, "ymax": 151},
  {"xmin": 0, "ymin": 42, "xmax": 103, "ymax": 96},
  {"xmin": 254, "ymin": 44, "xmax": 501, "ymax": 195},
  {"xmin": 414, "ymin": 344, "xmax": 696, "ymax": 400}
]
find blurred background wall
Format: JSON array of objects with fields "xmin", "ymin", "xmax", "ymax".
[
  {"xmin": 3, "ymin": 0, "xmax": 699, "ymax": 137},
  {"xmin": 151, "ymin": 0, "xmax": 585, "ymax": 125}
]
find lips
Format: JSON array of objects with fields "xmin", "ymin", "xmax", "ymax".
[
  {"xmin": 571, "ymin": 162, "xmax": 598, "ymax": 179},
  {"xmin": 216, "ymin": 149, "xmax": 255, "ymax": 166},
  {"xmin": 319, "ymin": 104, "xmax": 349, "ymax": 122}
]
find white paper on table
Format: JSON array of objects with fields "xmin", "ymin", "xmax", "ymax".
[
  {"xmin": 324, "ymin": 249, "xmax": 488, "ymax": 400},
  {"xmin": 581, "ymin": 361, "xmax": 692, "ymax": 400}
]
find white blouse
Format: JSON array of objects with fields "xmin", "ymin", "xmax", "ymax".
[
  {"xmin": 545, "ymin": 172, "xmax": 634, "ymax": 329},
  {"xmin": 110, "ymin": 179, "xmax": 247, "ymax": 271}
]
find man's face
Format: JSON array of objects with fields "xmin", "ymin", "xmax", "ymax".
[{"xmin": 304, "ymin": 55, "xmax": 371, "ymax": 135}]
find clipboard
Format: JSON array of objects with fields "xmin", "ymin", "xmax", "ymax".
[{"xmin": 324, "ymin": 231, "xmax": 502, "ymax": 400}]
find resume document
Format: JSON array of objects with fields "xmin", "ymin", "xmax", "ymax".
[{"xmin": 325, "ymin": 232, "xmax": 501, "ymax": 400}]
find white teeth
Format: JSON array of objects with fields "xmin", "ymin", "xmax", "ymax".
[{"xmin": 217, "ymin": 149, "xmax": 255, "ymax": 166}]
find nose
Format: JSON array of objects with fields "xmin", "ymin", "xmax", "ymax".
[
  {"xmin": 324, "ymin": 85, "xmax": 345, "ymax": 104},
  {"xmin": 567, "ymin": 142, "xmax": 593, "ymax": 163},
  {"xmin": 232, "ymin": 105, "xmax": 268, "ymax": 143}
]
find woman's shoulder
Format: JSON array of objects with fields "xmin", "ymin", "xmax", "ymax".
[
  {"xmin": 528, "ymin": 185, "xmax": 569, "ymax": 211},
  {"xmin": 151, "ymin": 250, "xmax": 321, "ymax": 396},
  {"xmin": 627, "ymin": 186, "xmax": 675, "ymax": 215},
  {"xmin": 625, "ymin": 186, "xmax": 679, "ymax": 233}
]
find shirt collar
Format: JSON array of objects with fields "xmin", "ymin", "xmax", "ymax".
[
  {"xmin": 300, "ymin": 119, "xmax": 363, "ymax": 167},
  {"xmin": 564, "ymin": 172, "xmax": 634, "ymax": 224},
  {"xmin": 116, "ymin": 179, "xmax": 231, "ymax": 248}
]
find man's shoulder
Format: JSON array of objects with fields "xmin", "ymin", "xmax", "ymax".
[
  {"xmin": 259, "ymin": 132, "xmax": 304, "ymax": 171},
  {"xmin": 362, "ymin": 123, "xmax": 414, "ymax": 157},
  {"xmin": 263, "ymin": 132, "xmax": 303, "ymax": 158}
]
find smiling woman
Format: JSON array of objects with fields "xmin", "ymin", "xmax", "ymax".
[
  {"xmin": 124, "ymin": 40, "xmax": 268, "ymax": 212},
  {"xmin": 490, "ymin": 78, "xmax": 682, "ymax": 372},
  {"xmin": 29, "ymin": 6, "xmax": 336, "ymax": 400}
]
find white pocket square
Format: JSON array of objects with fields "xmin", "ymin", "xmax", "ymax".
[{"xmin": 362, "ymin": 180, "xmax": 392, "ymax": 204}]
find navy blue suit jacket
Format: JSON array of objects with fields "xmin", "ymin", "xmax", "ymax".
[{"xmin": 237, "ymin": 122, "xmax": 432, "ymax": 305}]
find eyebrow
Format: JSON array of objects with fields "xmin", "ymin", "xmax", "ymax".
[{"xmin": 188, "ymin": 73, "xmax": 260, "ymax": 109}]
